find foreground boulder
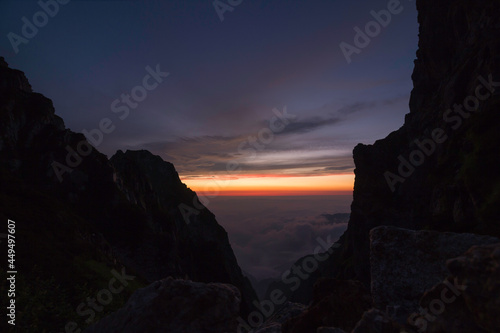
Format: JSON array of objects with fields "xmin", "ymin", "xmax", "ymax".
[
  {"xmin": 370, "ymin": 226, "xmax": 500, "ymax": 322},
  {"xmin": 84, "ymin": 278, "xmax": 241, "ymax": 333},
  {"xmin": 282, "ymin": 279, "xmax": 372, "ymax": 333},
  {"xmin": 351, "ymin": 309, "xmax": 401, "ymax": 333},
  {"xmin": 411, "ymin": 243, "xmax": 500, "ymax": 332},
  {"xmin": 317, "ymin": 328, "xmax": 347, "ymax": 333},
  {"xmin": 253, "ymin": 302, "xmax": 307, "ymax": 333}
]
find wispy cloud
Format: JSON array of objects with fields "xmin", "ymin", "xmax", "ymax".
[{"xmin": 276, "ymin": 115, "xmax": 342, "ymax": 135}]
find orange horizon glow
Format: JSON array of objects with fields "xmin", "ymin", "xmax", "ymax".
[{"xmin": 180, "ymin": 173, "xmax": 355, "ymax": 196}]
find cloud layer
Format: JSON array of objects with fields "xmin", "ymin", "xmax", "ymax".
[{"xmin": 207, "ymin": 195, "xmax": 352, "ymax": 279}]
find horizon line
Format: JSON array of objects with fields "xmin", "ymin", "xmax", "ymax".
[{"xmin": 192, "ymin": 190, "xmax": 353, "ymax": 196}]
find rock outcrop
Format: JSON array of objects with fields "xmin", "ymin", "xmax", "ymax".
[
  {"xmin": 84, "ymin": 278, "xmax": 241, "ymax": 333},
  {"xmin": 284, "ymin": 0, "xmax": 500, "ymax": 304},
  {"xmin": 411, "ymin": 243, "xmax": 500, "ymax": 333},
  {"xmin": 317, "ymin": 328, "xmax": 347, "ymax": 333},
  {"xmin": 282, "ymin": 279, "xmax": 372, "ymax": 333},
  {"xmin": 0, "ymin": 56, "xmax": 32, "ymax": 92},
  {"xmin": 351, "ymin": 309, "xmax": 401, "ymax": 333},
  {"xmin": 370, "ymin": 226, "xmax": 500, "ymax": 322},
  {"xmin": 0, "ymin": 57, "xmax": 257, "ymax": 330},
  {"xmin": 109, "ymin": 149, "xmax": 258, "ymax": 315},
  {"xmin": 340, "ymin": 0, "xmax": 500, "ymax": 285},
  {"xmin": 253, "ymin": 302, "xmax": 307, "ymax": 333}
]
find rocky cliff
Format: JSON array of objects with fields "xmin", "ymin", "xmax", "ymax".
[
  {"xmin": 109, "ymin": 149, "xmax": 257, "ymax": 314},
  {"xmin": 270, "ymin": 0, "xmax": 500, "ymax": 305},
  {"xmin": 340, "ymin": 0, "xmax": 500, "ymax": 285},
  {"xmin": 0, "ymin": 57, "xmax": 257, "ymax": 331}
]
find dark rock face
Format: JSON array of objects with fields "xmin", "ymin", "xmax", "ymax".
[
  {"xmin": 282, "ymin": 279, "xmax": 372, "ymax": 333},
  {"xmin": 109, "ymin": 149, "xmax": 258, "ymax": 315},
  {"xmin": 83, "ymin": 278, "xmax": 241, "ymax": 333},
  {"xmin": 0, "ymin": 56, "xmax": 32, "ymax": 92},
  {"xmin": 288, "ymin": 0, "xmax": 500, "ymax": 303},
  {"xmin": 253, "ymin": 302, "xmax": 307, "ymax": 333},
  {"xmin": 412, "ymin": 243, "xmax": 500, "ymax": 333},
  {"xmin": 370, "ymin": 226, "xmax": 500, "ymax": 322},
  {"xmin": 447, "ymin": 243, "xmax": 500, "ymax": 332},
  {"xmin": 351, "ymin": 309, "xmax": 401, "ymax": 333},
  {"xmin": 317, "ymin": 328, "xmax": 347, "ymax": 333},
  {"xmin": 410, "ymin": 277, "xmax": 484, "ymax": 333},
  {"xmin": 0, "ymin": 57, "xmax": 257, "ymax": 329},
  {"xmin": 343, "ymin": 0, "xmax": 500, "ymax": 286}
]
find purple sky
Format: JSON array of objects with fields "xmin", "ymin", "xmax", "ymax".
[
  {"xmin": 1, "ymin": 0, "xmax": 421, "ymax": 280},
  {"xmin": 0, "ymin": 0, "xmax": 419, "ymax": 179}
]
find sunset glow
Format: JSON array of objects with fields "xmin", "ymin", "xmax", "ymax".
[{"xmin": 181, "ymin": 173, "xmax": 355, "ymax": 196}]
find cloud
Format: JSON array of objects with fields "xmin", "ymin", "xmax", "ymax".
[
  {"xmin": 275, "ymin": 115, "xmax": 342, "ymax": 135},
  {"xmin": 322, "ymin": 165, "xmax": 354, "ymax": 171},
  {"xmin": 130, "ymin": 132, "xmax": 355, "ymax": 177},
  {"xmin": 337, "ymin": 101, "xmax": 375, "ymax": 115},
  {"xmin": 231, "ymin": 212, "xmax": 349, "ymax": 279},
  {"xmin": 107, "ymin": 93, "xmax": 409, "ymax": 180},
  {"xmin": 206, "ymin": 195, "xmax": 352, "ymax": 279},
  {"xmin": 118, "ymin": 95, "xmax": 409, "ymax": 180},
  {"xmin": 320, "ymin": 213, "xmax": 351, "ymax": 224}
]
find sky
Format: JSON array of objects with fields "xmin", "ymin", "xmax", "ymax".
[{"xmin": 0, "ymin": 0, "xmax": 419, "ymax": 195}]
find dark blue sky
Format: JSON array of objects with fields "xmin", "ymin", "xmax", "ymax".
[{"xmin": 0, "ymin": 0, "xmax": 418, "ymax": 184}]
